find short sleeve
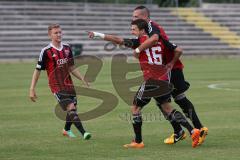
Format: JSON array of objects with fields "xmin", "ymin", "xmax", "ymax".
[
  {"xmin": 148, "ymin": 22, "xmax": 161, "ymax": 38},
  {"xmin": 123, "ymin": 38, "xmax": 140, "ymax": 49},
  {"xmin": 36, "ymin": 49, "xmax": 47, "ymax": 70},
  {"xmin": 162, "ymin": 38, "xmax": 178, "ymax": 51},
  {"xmin": 158, "ymin": 26, "xmax": 169, "ymax": 40}
]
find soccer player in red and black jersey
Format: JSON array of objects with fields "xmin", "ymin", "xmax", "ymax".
[
  {"xmin": 29, "ymin": 24, "xmax": 91, "ymax": 140},
  {"xmin": 132, "ymin": 6, "xmax": 208, "ymax": 145},
  {"xmin": 88, "ymin": 19, "xmax": 200, "ymax": 148}
]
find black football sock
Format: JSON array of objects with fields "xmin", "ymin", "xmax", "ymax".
[
  {"xmin": 64, "ymin": 114, "xmax": 72, "ymax": 131},
  {"xmin": 175, "ymin": 130, "xmax": 185, "ymax": 140},
  {"xmin": 175, "ymin": 97, "xmax": 203, "ymax": 129},
  {"xmin": 157, "ymin": 104, "xmax": 183, "ymax": 134},
  {"xmin": 170, "ymin": 120, "xmax": 183, "ymax": 135},
  {"xmin": 169, "ymin": 109, "xmax": 193, "ymax": 134},
  {"xmin": 68, "ymin": 109, "xmax": 86, "ymax": 135},
  {"xmin": 132, "ymin": 113, "xmax": 142, "ymax": 143}
]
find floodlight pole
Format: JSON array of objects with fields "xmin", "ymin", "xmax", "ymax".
[
  {"xmin": 199, "ymin": 0, "xmax": 203, "ymax": 8},
  {"xmin": 175, "ymin": 0, "xmax": 178, "ymax": 8}
]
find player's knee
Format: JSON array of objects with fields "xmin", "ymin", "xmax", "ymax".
[
  {"xmin": 67, "ymin": 109, "xmax": 78, "ymax": 121},
  {"xmin": 161, "ymin": 102, "xmax": 173, "ymax": 114},
  {"xmin": 131, "ymin": 105, "xmax": 141, "ymax": 114},
  {"xmin": 66, "ymin": 103, "xmax": 76, "ymax": 111}
]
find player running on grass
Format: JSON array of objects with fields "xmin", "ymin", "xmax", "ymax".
[
  {"xmin": 88, "ymin": 19, "xmax": 200, "ymax": 148},
  {"xmin": 29, "ymin": 24, "xmax": 91, "ymax": 140},
  {"xmin": 132, "ymin": 6, "xmax": 208, "ymax": 145}
]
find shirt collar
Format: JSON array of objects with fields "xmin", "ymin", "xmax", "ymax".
[{"xmin": 50, "ymin": 42, "xmax": 63, "ymax": 51}]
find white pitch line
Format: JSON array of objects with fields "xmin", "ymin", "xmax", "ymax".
[{"xmin": 208, "ymin": 83, "xmax": 240, "ymax": 92}]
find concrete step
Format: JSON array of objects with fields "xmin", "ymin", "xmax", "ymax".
[
  {"xmin": 0, "ymin": 39, "xmax": 231, "ymax": 47},
  {"xmin": 0, "ymin": 34, "xmax": 220, "ymax": 42},
  {"xmin": 0, "ymin": 1, "xmax": 240, "ymax": 58}
]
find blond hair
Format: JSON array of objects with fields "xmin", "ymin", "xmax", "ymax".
[{"xmin": 48, "ymin": 23, "xmax": 60, "ymax": 34}]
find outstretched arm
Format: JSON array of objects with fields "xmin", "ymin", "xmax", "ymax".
[
  {"xmin": 29, "ymin": 69, "xmax": 41, "ymax": 102},
  {"xmin": 88, "ymin": 31, "xmax": 140, "ymax": 58},
  {"xmin": 88, "ymin": 31, "xmax": 124, "ymax": 45}
]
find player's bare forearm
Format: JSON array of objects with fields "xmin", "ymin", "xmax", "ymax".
[
  {"xmin": 137, "ymin": 34, "xmax": 158, "ymax": 52},
  {"xmin": 69, "ymin": 66, "xmax": 83, "ymax": 80},
  {"xmin": 166, "ymin": 47, "xmax": 183, "ymax": 71},
  {"xmin": 69, "ymin": 66, "xmax": 89, "ymax": 87},
  {"xmin": 171, "ymin": 47, "xmax": 183, "ymax": 64},
  {"xmin": 88, "ymin": 31, "xmax": 124, "ymax": 45},
  {"xmin": 30, "ymin": 69, "xmax": 41, "ymax": 90},
  {"xmin": 29, "ymin": 69, "xmax": 41, "ymax": 102},
  {"xmin": 104, "ymin": 35, "xmax": 124, "ymax": 45}
]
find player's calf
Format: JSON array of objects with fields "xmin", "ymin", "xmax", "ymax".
[
  {"xmin": 67, "ymin": 109, "xmax": 91, "ymax": 140},
  {"xmin": 132, "ymin": 112, "xmax": 143, "ymax": 143},
  {"xmin": 174, "ymin": 95, "xmax": 203, "ymax": 129}
]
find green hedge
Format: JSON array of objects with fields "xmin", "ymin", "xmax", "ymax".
[{"xmin": 203, "ymin": 0, "xmax": 240, "ymax": 3}]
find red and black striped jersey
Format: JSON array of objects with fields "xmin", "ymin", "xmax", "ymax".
[
  {"xmin": 36, "ymin": 43, "xmax": 75, "ymax": 94},
  {"xmin": 124, "ymin": 35, "xmax": 177, "ymax": 81},
  {"xmin": 149, "ymin": 20, "xmax": 184, "ymax": 70}
]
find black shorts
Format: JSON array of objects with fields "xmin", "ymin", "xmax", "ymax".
[
  {"xmin": 54, "ymin": 91, "xmax": 77, "ymax": 111},
  {"xmin": 133, "ymin": 79, "xmax": 173, "ymax": 108},
  {"xmin": 170, "ymin": 69, "xmax": 190, "ymax": 98}
]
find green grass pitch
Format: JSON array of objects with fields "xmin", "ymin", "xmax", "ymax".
[{"xmin": 0, "ymin": 57, "xmax": 239, "ymax": 160}]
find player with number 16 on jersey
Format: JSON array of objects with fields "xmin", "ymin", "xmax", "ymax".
[{"xmin": 88, "ymin": 19, "xmax": 200, "ymax": 148}]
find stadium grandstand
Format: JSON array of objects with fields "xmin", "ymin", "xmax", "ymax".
[{"xmin": 0, "ymin": 0, "xmax": 240, "ymax": 58}]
